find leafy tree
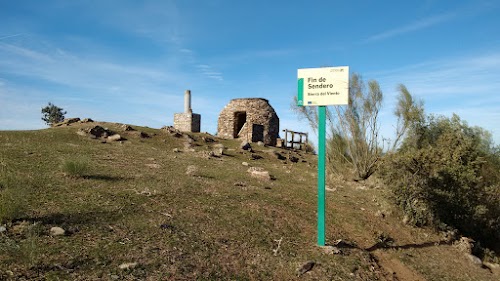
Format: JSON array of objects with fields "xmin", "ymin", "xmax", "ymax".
[
  {"xmin": 292, "ymin": 73, "xmax": 422, "ymax": 180},
  {"xmin": 41, "ymin": 102, "xmax": 66, "ymax": 126}
]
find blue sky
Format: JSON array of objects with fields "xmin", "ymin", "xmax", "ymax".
[{"xmin": 1, "ymin": 0, "xmax": 499, "ymax": 145}]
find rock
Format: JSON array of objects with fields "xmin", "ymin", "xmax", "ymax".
[
  {"xmin": 484, "ymin": 262, "xmax": 500, "ymax": 271},
  {"xmin": 162, "ymin": 126, "xmax": 183, "ymax": 137},
  {"xmin": 119, "ymin": 262, "xmax": 138, "ymax": 270},
  {"xmin": 11, "ymin": 221, "xmax": 30, "ymax": 234},
  {"xmin": 212, "ymin": 143, "xmax": 225, "ymax": 156},
  {"xmin": 257, "ymin": 141, "xmax": 265, "ymax": 147},
  {"xmin": 202, "ymin": 136, "xmax": 215, "ymax": 143},
  {"xmin": 121, "ymin": 124, "xmax": 135, "ymax": 131},
  {"xmin": 375, "ymin": 210, "xmax": 385, "ymax": 218},
  {"xmin": 107, "ymin": 134, "xmax": 122, "ymax": 142},
  {"xmin": 242, "ymin": 162, "xmax": 249, "ymax": 166},
  {"xmin": 110, "ymin": 275, "xmax": 120, "ymax": 280},
  {"xmin": 186, "ymin": 165, "xmax": 198, "ymax": 176},
  {"xmin": 251, "ymin": 154, "xmax": 263, "ymax": 160},
  {"xmin": 288, "ymin": 155, "xmax": 299, "ymax": 163},
  {"xmin": 321, "ymin": 246, "xmax": 342, "ymax": 255},
  {"xmin": 53, "ymin": 117, "xmax": 80, "ymax": 127},
  {"xmin": 145, "ymin": 163, "xmax": 161, "ymax": 169},
  {"xmin": 270, "ymin": 150, "xmax": 286, "ymax": 160},
  {"xmin": 402, "ymin": 215, "xmax": 411, "ymax": 225},
  {"xmin": 80, "ymin": 118, "xmax": 93, "ymax": 123},
  {"xmin": 173, "ymin": 148, "xmax": 180, "ymax": 153},
  {"xmin": 297, "ymin": 261, "xmax": 315, "ymax": 276},
  {"xmin": 455, "ymin": 237, "xmax": 475, "ymax": 254},
  {"xmin": 234, "ymin": 181, "xmax": 247, "ymax": 187},
  {"xmin": 466, "ymin": 254, "xmax": 483, "ymax": 266},
  {"xmin": 76, "ymin": 129, "xmax": 87, "ymax": 137},
  {"xmin": 0, "ymin": 225, "xmax": 6, "ymax": 233},
  {"xmin": 241, "ymin": 141, "xmax": 252, "ymax": 151},
  {"xmin": 50, "ymin": 226, "xmax": 65, "ymax": 236},
  {"xmin": 88, "ymin": 126, "xmax": 108, "ymax": 138},
  {"xmin": 139, "ymin": 132, "xmax": 150, "ymax": 138},
  {"xmin": 247, "ymin": 167, "xmax": 271, "ymax": 181}
]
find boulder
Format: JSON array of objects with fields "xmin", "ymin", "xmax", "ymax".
[
  {"xmin": 88, "ymin": 126, "xmax": 108, "ymax": 138},
  {"xmin": 80, "ymin": 118, "xmax": 94, "ymax": 123}
]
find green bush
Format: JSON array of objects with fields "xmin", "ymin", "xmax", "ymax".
[
  {"xmin": 61, "ymin": 158, "xmax": 90, "ymax": 177},
  {"xmin": 380, "ymin": 114, "xmax": 500, "ymax": 252}
]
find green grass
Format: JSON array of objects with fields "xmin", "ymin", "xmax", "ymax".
[
  {"xmin": 0, "ymin": 122, "xmax": 498, "ymax": 280},
  {"xmin": 61, "ymin": 157, "xmax": 91, "ymax": 177}
]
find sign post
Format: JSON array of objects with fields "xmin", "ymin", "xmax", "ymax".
[{"xmin": 297, "ymin": 66, "xmax": 349, "ymax": 246}]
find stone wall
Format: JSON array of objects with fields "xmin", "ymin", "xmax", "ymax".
[
  {"xmin": 174, "ymin": 113, "xmax": 201, "ymax": 133},
  {"xmin": 217, "ymin": 98, "xmax": 279, "ymax": 146}
]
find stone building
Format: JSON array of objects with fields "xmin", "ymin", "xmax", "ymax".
[
  {"xmin": 174, "ymin": 90, "xmax": 201, "ymax": 132},
  {"xmin": 217, "ymin": 98, "xmax": 279, "ymax": 146}
]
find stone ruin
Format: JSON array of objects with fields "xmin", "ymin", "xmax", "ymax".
[
  {"xmin": 217, "ymin": 98, "xmax": 279, "ymax": 146},
  {"xmin": 174, "ymin": 90, "xmax": 201, "ymax": 133}
]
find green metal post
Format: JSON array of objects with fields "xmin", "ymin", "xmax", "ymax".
[{"xmin": 317, "ymin": 106, "xmax": 326, "ymax": 246}]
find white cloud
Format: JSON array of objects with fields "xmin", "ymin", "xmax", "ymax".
[
  {"xmin": 373, "ymin": 51, "xmax": 500, "ymax": 144},
  {"xmin": 365, "ymin": 12, "xmax": 456, "ymax": 42}
]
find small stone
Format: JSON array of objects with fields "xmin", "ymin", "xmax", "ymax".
[
  {"xmin": 402, "ymin": 215, "xmax": 410, "ymax": 225},
  {"xmin": 297, "ymin": 261, "xmax": 315, "ymax": 276},
  {"xmin": 247, "ymin": 167, "xmax": 271, "ymax": 181},
  {"xmin": 483, "ymin": 262, "xmax": 500, "ymax": 270},
  {"xmin": 186, "ymin": 165, "xmax": 198, "ymax": 176},
  {"xmin": 121, "ymin": 124, "xmax": 135, "ymax": 131},
  {"xmin": 257, "ymin": 141, "xmax": 264, "ymax": 147},
  {"xmin": 466, "ymin": 254, "xmax": 483, "ymax": 266},
  {"xmin": 251, "ymin": 154, "xmax": 263, "ymax": 160},
  {"xmin": 288, "ymin": 155, "xmax": 299, "ymax": 163},
  {"xmin": 212, "ymin": 143, "xmax": 225, "ymax": 156},
  {"xmin": 375, "ymin": 210, "xmax": 385, "ymax": 218},
  {"xmin": 241, "ymin": 141, "xmax": 252, "ymax": 151},
  {"xmin": 455, "ymin": 237, "xmax": 475, "ymax": 254},
  {"xmin": 107, "ymin": 134, "xmax": 122, "ymax": 141},
  {"xmin": 173, "ymin": 148, "xmax": 180, "ymax": 153},
  {"xmin": 50, "ymin": 226, "xmax": 65, "ymax": 236},
  {"xmin": 242, "ymin": 162, "xmax": 249, "ymax": 166},
  {"xmin": 0, "ymin": 225, "xmax": 6, "ymax": 233},
  {"xmin": 119, "ymin": 262, "xmax": 138, "ymax": 270},
  {"xmin": 202, "ymin": 136, "xmax": 215, "ymax": 143},
  {"xmin": 321, "ymin": 246, "xmax": 342, "ymax": 255}
]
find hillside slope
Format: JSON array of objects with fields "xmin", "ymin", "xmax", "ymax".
[{"xmin": 0, "ymin": 121, "xmax": 498, "ymax": 280}]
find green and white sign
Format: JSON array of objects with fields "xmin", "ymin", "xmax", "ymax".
[
  {"xmin": 297, "ymin": 66, "xmax": 349, "ymax": 106},
  {"xmin": 297, "ymin": 66, "xmax": 349, "ymax": 246}
]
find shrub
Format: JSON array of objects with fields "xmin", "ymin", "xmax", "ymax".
[
  {"xmin": 380, "ymin": 114, "xmax": 500, "ymax": 252},
  {"xmin": 61, "ymin": 158, "xmax": 90, "ymax": 178}
]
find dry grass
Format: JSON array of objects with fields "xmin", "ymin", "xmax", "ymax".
[{"xmin": 0, "ymin": 122, "xmax": 498, "ymax": 280}]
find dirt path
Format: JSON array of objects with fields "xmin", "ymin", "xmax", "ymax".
[{"xmin": 372, "ymin": 250, "xmax": 427, "ymax": 281}]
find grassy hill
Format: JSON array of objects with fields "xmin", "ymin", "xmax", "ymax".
[{"xmin": 0, "ymin": 121, "xmax": 498, "ymax": 280}]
